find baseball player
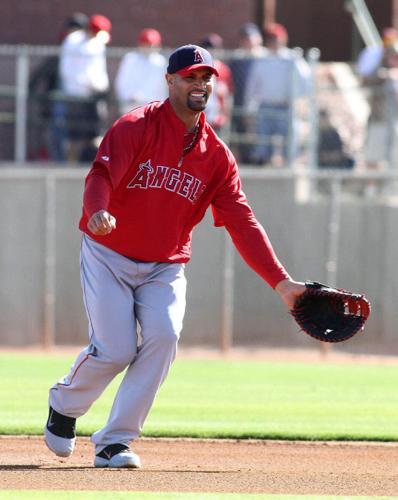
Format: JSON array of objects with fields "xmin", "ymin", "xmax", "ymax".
[{"xmin": 44, "ymin": 44, "xmax": 306, "ymax": 468}]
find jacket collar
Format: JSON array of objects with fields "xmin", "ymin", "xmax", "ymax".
[{"xmin": 163, "ymin": 98, "xmax": 207, "ymax": 139}]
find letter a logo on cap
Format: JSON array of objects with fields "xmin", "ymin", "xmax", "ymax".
[{"xmin": 194, "ymin": 49, "xmax": 204, "ymax": 63}]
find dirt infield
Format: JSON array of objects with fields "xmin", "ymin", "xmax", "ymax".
[{"xmin": 1, "ymin": 436, "xmax": 398, "ymax": 495}]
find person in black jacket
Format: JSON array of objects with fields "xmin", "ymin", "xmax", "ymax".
[{"xmin": 28, "ymin": 13, "xmax": 88, "ymax": 161}]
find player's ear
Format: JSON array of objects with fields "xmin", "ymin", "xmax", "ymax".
[{"xmin": 165, "ymin": 73, "xmax": 175, "ymax": 86}]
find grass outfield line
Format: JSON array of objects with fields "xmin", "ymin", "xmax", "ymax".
[
  {"xmin": 1, "ymin": 353, "xmax": 398, "ymax": 440},
  {"xmin": 0, "ymin": 493, "xmax": 396, "ymax": 500}
]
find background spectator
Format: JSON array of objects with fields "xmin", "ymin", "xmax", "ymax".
[
  {"xmin": 114, "ymin": 28, "xmax": 167, "ymax": 115},
  {"xmin": 28, "ymin": 12, "xmax": 89, "ymax": 161},
  {"xmin": 317, "ymin": 109, "xmax": 355, "ymax": 169},
  {"xmin": 59, "ymin": 13, "xmax": 111, "ymax": 162},
  {"xmin": 228, "ymin": 22, "xmax": 265, "ymax": 164},
  {"xmin": 357, "ymin": 28, "xmax": 398, "ymax": 172},
  {"xmin": 357, "ymin": 28, "xmax": 398, "ymax": 78},
  {"xmin": 198, "ymin": 33, "xmax": 233, "ymax": 138},
  {"xmin": 243, "ymin": 23, "xmax": 311, "ymax": 166}
]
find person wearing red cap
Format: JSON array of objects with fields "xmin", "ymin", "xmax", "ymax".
[
  {"xmin": 58, "ymin": 13, "xmax": 112, "ymax": 161},
  {"xmin": 138, "ymin": 28, "xmax": 162, "ymax": 46},
  {"xmin": 89, "ymin": 14, "xmax": 112, "ymax": 39},
  {"xmin": 264, "ymin": 23, "xmax": 288, "ymax": 46},
  {"xmin": 115, "ymin": 28, "xmax": 167, "ymax": 115},
  {"xmin": 44, "ymin": 43, "xmax": 306, "ymax": 469}
]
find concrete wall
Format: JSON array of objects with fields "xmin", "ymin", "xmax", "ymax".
[{"xmin": 0, "ymin": 168, "xmax": 396, "ymax": 355}]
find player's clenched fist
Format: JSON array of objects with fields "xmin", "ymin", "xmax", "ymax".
[{"xmin": 87, "ymin": 209, "xmax": 117, "ymax": 235}]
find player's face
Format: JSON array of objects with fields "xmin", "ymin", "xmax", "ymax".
[{"xmin": 167, "ymin": 69, "xmax": 214, "ymax": 113}]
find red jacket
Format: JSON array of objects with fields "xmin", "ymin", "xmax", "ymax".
[{"xmin": 79, "ymin": 99, "xmax": 289, "ymax": 288}]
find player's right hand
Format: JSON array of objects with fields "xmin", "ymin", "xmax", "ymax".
[{"xmin": 87, "ymin": 209, "xmax": 117, "ymax": 235}]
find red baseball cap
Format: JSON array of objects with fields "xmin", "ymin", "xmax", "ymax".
[
  {"xmin": 167, "ymin": 45, "xmax": 219, "ymax": 77},
  {"xmin": 138, "ymin": 28, "xmax": 162, "ymax": 46},
  {"xmin": 383, "ymin": 27, "xmax": 398, "ymax": 47},
  {"xmin": 264, "ymin": 23, "xmax": 288, "ymax": 42},
  {"xmin": 89, "ymin": 14, "xmax": 112, "ymax": 34}
]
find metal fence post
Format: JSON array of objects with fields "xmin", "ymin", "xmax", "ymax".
[
  {"xmin": 296, "ymin": 48, "xmax": 321, "ymax": 201},
  {"xmin": 287, "ymin": 48, "xmax": 302, "ymax": 168},
  {"xmin": 344, "ymin": 0, "xmax": 382, "ymax": 47},
  {"xmin": 15, "ymin": 46, "xmax": 29, "ymax": 162},
  {"xmin": 326, "ymin": 177, "xmax": 342, "ymax": 288},
  {"xmin": 321, "ymin": 176, "xmax": 342, "ymax": 356},
  {"xmin": 306, "ymin": 47, "xmax": 321, "ymax": 172},
  {"xmin": 220, "ymin": 232, "xmax": 235, "ymax": 353},
  {"xmin": 43, "ymin": 171, "xmax": 57, "ymax": 348}
]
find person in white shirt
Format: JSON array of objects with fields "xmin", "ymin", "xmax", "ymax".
[
  {"xmin": 357, "ymin": 28, "xmax": 398, "ymax": 78},
  {"xmin": 357, "ymin": 28, "xmax": 398, "ymax": 176},
  {"xmin": 244, "ymin": 23, "xmax": 311, "ymax": 166},
  {"xmin": 114, "ymin": 28, "xmax": 168, "ymax": 115},
  {"xmin": 228, "ymin": 23, "xmax": 266, "ymax": 164},
  {"xmin": 59, "ymin": 14, "xmax": 111, "ymax": 161}
]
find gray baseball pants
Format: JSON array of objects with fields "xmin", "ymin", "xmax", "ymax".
[{"xmin": 49, "ymin": 234, "xmax": 187, "ymax": 453}]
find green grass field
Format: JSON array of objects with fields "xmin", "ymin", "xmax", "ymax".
[{"xmin": 0, "ymin": 352, "xmax": 398, "ymax": 441}]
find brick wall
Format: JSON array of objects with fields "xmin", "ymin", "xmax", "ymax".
[
  {"xmin": 0, "ymin": 0, "xmax": 395, "ymax": 59},
  {"xmin": 275, "ymin": 0, "xmax": 392, "ymax": 61},
  {"xmin": 0, "ymin": 0, "xmax": 256, "ymax": 48}
]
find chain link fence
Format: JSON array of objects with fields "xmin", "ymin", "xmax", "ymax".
[
  {"xmin": 2, "ymin": 44, "xmax": 397, "ymax": 177},
  {"xmin": 0, "ymin": 44, "xmax": 324, "ymax": 166},
  {"xmin": 2, "ymin": 43, "xmax": 397, "ymax": 179}
]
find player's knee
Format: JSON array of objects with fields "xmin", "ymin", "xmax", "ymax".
[
  {"xmin": 149, "ymin": 326, "xmax": 180, "ymax": 350},
  {"xmin": 105, "ymin": 346, "xmax": 137, "ymax": 370}
]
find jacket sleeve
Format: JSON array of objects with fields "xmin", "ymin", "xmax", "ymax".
[
  {"xmin": 83, "ymin": 166, "xmax": 112, "ymax": 218},
  {"xmin": 211, "ymin": 158, "xmax": 290, "ymax": 289},
  {"xmin": 83, "ymin": 116, "xmax": 142, "ymax": 218}
]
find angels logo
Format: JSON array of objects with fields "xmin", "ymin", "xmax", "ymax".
[
  {"xmin": 127, "ymin": 159, "xmax": 206, "ymax": 204},
  {"xmin": 193, "ymin": 49, "xmax": 204, "ymax": 63},
  {"xmin": 127, "ymin": 159, "xmax": 154, "ymax": 189}
]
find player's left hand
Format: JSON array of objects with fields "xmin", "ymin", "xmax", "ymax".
[
  {"xmin": 290, "ymin": 281, "xmax": 371, "ymax": 342},
  {"xmin": 275, "ymin": 278, "xmax": 306, "ymax": 310}
]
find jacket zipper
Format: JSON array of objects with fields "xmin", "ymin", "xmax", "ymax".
[{"xmin": 178, "ymin": 123, "xmax": 200, "ymax": 168}]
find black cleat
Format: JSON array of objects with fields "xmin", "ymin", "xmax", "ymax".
[{"xmin": 44, "ymin": 406, "xmax": 76, "ymax": 457}]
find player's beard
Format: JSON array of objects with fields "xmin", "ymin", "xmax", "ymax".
[{"xmin": 187, "ymin": 92, "xmax": 209, "ymax": 112}]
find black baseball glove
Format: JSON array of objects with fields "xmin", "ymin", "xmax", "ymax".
[{"xmin": 291, "ymin": 281, "xmax": 371, "ymax": 343}]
